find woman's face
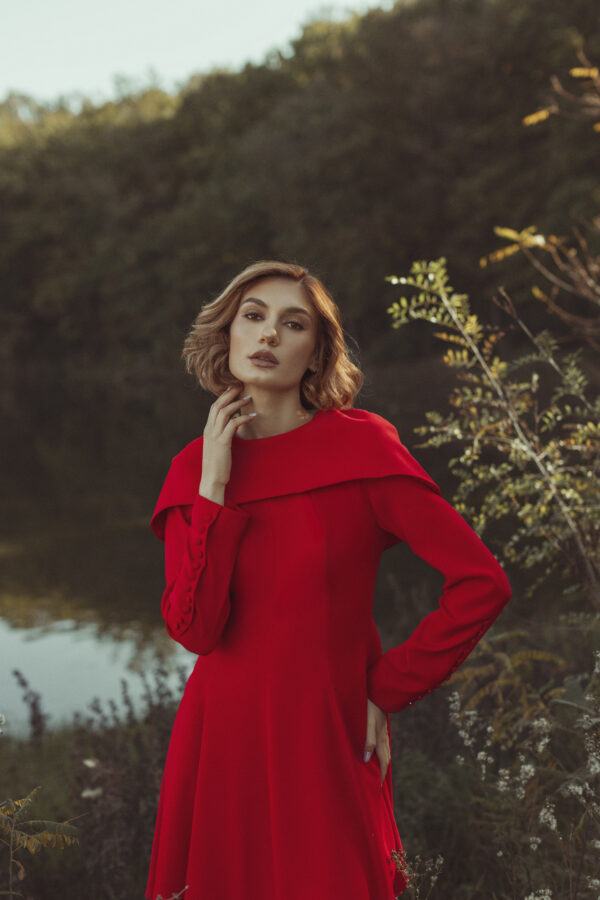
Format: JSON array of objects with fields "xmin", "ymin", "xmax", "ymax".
[{"xmin": 228, "ymin": 277, "xmax": 319, "ymax": 393}]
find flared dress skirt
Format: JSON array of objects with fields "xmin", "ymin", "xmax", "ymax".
[{"xmin": 145, "ymin": 482, "xmax": 408, "ymax": 900}]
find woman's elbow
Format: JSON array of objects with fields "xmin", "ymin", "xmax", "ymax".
[{"xmin": 489, "ymin": 559, "xmax": 512, "ymax": 607}]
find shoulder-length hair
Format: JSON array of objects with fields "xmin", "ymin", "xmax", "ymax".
[{"xmin": 181, "ymin": 260, "xmax": 363, "ymax": 410}]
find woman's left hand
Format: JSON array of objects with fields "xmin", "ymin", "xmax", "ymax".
[{"xmin": 364, "ymin": 698, "xmax": 390, "ymax": 785}]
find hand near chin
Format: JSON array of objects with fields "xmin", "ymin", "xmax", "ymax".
[
  {"xmin": 200, "ymin": 385, "xmax": 255, "ymax": 496},
  {"xmin": 363, "ymin": 698, "xmax": 390, "ymax": 785}
]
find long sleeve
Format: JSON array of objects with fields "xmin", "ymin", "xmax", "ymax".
[
  {"xmin": 160, "ymin": 491, "xmax": 251, "ymax": 655},
  {"xmin": 363, "ymin": 475, "xmax": 512, "ymax": 714}
]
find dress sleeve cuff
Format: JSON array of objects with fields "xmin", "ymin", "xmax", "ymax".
[{"xmin": 190, "ymin": 491, "xmax": 250, "ymax": 536}]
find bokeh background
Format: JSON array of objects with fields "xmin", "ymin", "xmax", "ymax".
[{"xmin": 1, "ymin": 0, "xmax": 598, "ymax": 897}]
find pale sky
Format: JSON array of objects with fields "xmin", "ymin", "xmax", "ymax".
[{"xmin": 1, "ymin": 0, "xmax": 393, "ymax": 107}]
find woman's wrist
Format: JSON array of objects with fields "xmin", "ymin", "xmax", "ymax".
[{"xmin": 198, "ymin": 479, "xmax": 225, "ymax": 506}]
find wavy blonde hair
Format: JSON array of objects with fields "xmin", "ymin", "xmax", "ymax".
[{"xmin": 181, "ymin": 260, "xmax": 363, "ymax": 410}]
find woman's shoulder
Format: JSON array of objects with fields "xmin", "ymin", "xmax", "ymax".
[
  {"xmin": 329, "ymin": 406, "xmax": 403, "ymax": 439},
  {"xmin": 168, "ymin": 434, "xmax": 203, "ymax": 470}
]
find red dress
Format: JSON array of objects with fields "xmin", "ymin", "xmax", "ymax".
[{"xmin": 145, "ymin": 407, "xmax": 511, "ymax": 900}]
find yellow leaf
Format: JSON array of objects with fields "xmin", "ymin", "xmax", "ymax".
[
  {"xmin": 522, "ymin": 108, "xmax": 552, "ymax": 126},
  {"xmin": 494, "ymin": 226, "xmax": 521, "ymax": 241},
  {"xmin": 569, "ymin": 67, "xmax": 598, "ymax": 78}
]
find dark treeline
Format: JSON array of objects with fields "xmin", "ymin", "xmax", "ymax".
[{"xmin": 0, "ymin": 0, "xmax": 597, "ymax": 381}]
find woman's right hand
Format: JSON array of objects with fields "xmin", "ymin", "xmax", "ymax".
[{"xmin": 199, "ymin": 386, "xmax": 255, "ymax": 499}]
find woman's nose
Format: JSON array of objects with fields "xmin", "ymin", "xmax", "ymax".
[{"xmin": 261, "ymin": 326, "xmax": 278, "ymax": 342}]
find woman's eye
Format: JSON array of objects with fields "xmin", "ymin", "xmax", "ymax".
[{"xmin": 243, "ymin": 312, "xmax": 303, "ymax": 330}]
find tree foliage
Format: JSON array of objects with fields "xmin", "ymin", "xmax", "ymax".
[{"xmin": 0, "ymin": 0, "xmax": 598, "ymax": 377}]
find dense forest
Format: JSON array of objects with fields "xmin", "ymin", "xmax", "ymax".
[{"xmin": 1, "ymin": 0, "xmax": 598, "ymax": 382}]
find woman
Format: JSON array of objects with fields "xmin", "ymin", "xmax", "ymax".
[{"xmin": 145, "ymin": 260, "xmax": 511, "ymax": 900}]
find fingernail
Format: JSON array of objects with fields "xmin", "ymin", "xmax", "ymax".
[
  {"xmin": 242, "ymin": 394, "xmax": 251, "ymax": 400},
  {"xmin": 364, "ymin": 750, "xmax": 372, "ymax": 762},
  {"xmin": 248, "ymin": 412, "xmax": 257, "ymax": 417}
]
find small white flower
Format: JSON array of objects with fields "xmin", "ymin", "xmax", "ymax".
[
  {"xmin": 82, "ymin": 758, "xmax": 99, "ymax": 768},
  {"xmin": 518, "ymin": 763, "xmax": 535, "ymax": 783},
  {"xmin": 81, "ymin": 787, "xmax": 103, "ymax": 799},
  {"xmin": 538, "ymin": 800, "xmax": 558, "ymax": 833},
  {"xmin": 496, "ymin": 768, "xmax": 510, "ymax": 793},
  {"xmin": 588, "ymin": 755, "xmax": 600, "ymax": 776},
  {"xmin": 565, "ymin": 782, "xmax": 583, "ymax": 797},
  {"xmin": 532, "ymin": 717, "xmax": 550, "ymax": 732}
]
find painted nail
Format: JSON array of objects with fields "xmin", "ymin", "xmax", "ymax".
[{"xmin": 364, "ymin": 749, "xmax": 372, "ymax": 762}]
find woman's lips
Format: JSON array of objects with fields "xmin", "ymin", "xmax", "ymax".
[{"xmin": 250, "ymin": 357, "xmax": 278, "ymax": 367}]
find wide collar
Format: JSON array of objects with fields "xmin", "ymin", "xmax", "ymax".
[{"xmin": 150, "ymin": 407, "xmax": 440, "ymax": 540}]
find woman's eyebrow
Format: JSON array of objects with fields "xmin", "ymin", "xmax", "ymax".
[{"xmin": 240, "ymin": 297, "xmax": 313, "ymax": 319}]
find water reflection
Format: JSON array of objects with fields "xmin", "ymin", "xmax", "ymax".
[{"xmin": 1, "ymin": 618, "xmax": 195, "ymax": 739}]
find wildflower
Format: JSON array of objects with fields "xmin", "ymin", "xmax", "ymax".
[
  {"xmin": 448, "ymin": 691, "xmax": 461, "ymax": 724},
  {"xmin": 529, "ymin": 836, "xmax": 541, "ymax": 851},
  {"xmin": 587, "ymin": 752, "xmax": 600, "ymax": 777},
  {"xmin": 496, "ymin": 768, "xmax": 510, "ymax": 793},
  {"xmin": 81, "ymin": 787, "xmax": 103, "ymax": 799},
  {"xmin": 82, "ymin": 758, "xmax": 99, "ymax": 768},
  {"xmin": 518, "ymin": 762, "xmax": 535, "ymax": 783},
  {"xmin": 538, "ymin": 800, "xmax": 558, "ymax": 833},
  {"xmin": 565, "ymin": 782, "xmax": 583, "ymax": 797},
  {"xmin": 532, "ymin": 717, "xmax": 550, "ymax": 732},
  {"xmin": 514, "ymin": 765, "xmax": 531, "ymax": 799},
  {"xmin": 536, "ymin": 735, "xmax": 550, "ymax": 753}
]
